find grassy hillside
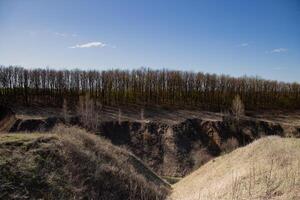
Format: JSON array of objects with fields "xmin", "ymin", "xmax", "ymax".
[
  {"xmin": 0, "ymin": 126, "xmax": 169, "ymax": 200},
  {"xmin": 170, "ymin": 136, "xmax": 300, "ymax": 200}
]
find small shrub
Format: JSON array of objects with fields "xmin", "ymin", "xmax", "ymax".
[
  {"xmin": 221, "ymin": 137, "xmax": 239, "ymax": 153},
  {"xmin": 143, "ymin": 131, "xmax": 152, "ymax": 142}
]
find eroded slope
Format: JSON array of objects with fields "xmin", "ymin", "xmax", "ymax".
[
  {"xmin": 97, "ymin": 118, "xmax": 300, "ymax": 177},
  {"xmin": 1, "ymin": 105, "xmax": 300, "ymax": 177}
]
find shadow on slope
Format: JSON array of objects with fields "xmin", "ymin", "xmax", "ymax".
[
  {"xmin": 0, "ymin": 106, "xmax": 16, "ymax": 132},
  {"xmin": 97, "ymin": 118, "xmax": 299, "ymax": 177},
  {"xmin": 2, "ymin": 104, "xmax": 299, "ymax": 178}
]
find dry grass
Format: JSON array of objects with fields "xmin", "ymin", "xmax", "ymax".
[
  {"xmin": 0, "ymin": 126, "xmax": 170, "ymax": 200},
  {"xmin": 170, "ymin": 136, "xmax": 300, "ymax": 200}
]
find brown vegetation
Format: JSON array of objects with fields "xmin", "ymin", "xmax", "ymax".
[{"xmin": 0, "ymin": 126, "xmax": 170, "ymax": 200}]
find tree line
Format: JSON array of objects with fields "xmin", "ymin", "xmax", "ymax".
[{"xmin": 0, "ymin": 66, "xmax": 299, "ymax": 110}]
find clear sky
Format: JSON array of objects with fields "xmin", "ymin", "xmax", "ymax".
[{"xmin": 0, "ymin": 0, "xmax": 299, "ymax": 82}]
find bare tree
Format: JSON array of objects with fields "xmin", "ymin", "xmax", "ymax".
[
  {"xmin": 140, "ymin": 108, "xmax": 144, "ymax": 121},
  {"xmin": 1, "ymin": 65, "xmax": 300, "ymax": 111},
  {"xmin": 77, "ymin": 95, "xmax": 85, "ymax": 124},
  {"xmin": 118, "ymin": 108, "xmax": 122, "ymax": 125},
  {"xmin": 231, "ymin": 95, "xmax": 245, "ymax": 120},
  {"xmin": 62, "ymin": 98, "xmax": 68, "ymax": 123}
]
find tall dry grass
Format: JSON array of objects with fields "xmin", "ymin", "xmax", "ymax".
[
  {"xmin": 171, "ymin": 136, "xmax": 300, "ymax": 200},
  {"xmin": 0, "ymin": 126, "xmax": 169, "ymax": 200}
]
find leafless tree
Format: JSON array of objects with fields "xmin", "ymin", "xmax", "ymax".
[
  {"xmin": 231, "ymin": 95, "xmax": 245, "ymax": 120},
  {"xmin": 0, "ymin": 65, "xmax": 299, "ymax": 111},
  {"xmin": 62, "ymin": 98, "xmax": 68, "ymax": 123},
  {"xmin": 118, "ymin": 108, "xmax": 122, "ymax": 125}
]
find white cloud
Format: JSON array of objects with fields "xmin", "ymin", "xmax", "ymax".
[
  {"xmin": 239, "ymin": 43, "xmax": 249, "ymax": 47},
  {"xmin": 69, "ymin": 42, "xmax": 107, "ymax": 49},
  {"xmin": 54, "ymin": 32, "xmax": 67, "ymax": 37},
  {"xmin": 25, "ymin": 30, "xmax": 38, "ymax": 36},
  {"xmin": 270, "ymin": 48, "xmax": 288, "ymax": 53},
  {"xmin": 25, "ymin": 30, "xmax": 78, "ymax": 38},
  {"xmin": 273, "ymin": 67, "xmax": 284, "ymax": 70},
  {"xmin": 54, "ymin": 32, "xmax": 77, "ymax": 37}
]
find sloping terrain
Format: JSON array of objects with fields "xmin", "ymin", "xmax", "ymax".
[
  {"xmin": 0, "ymin": 126, "xmax": 169, "ymax": 200},
  {"xmin": 170, "ymin": 136, "xmax": 300, "ymax": 200},
  {"xmin": 1, "ymin": 105, "xmax": 300, "ymax": 177},
  {"xmin": 97, "ymin": 118, "xmax": 300, "ymax": 177}
]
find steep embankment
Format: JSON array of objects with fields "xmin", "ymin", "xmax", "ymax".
[
  {"xmin": 0, "ymin": 106, "xmax": 59, "ymax": 132},
  {"xmin": 170, "ymin": 136, "xmax": 300, "ymax": 200},
  {"xmin": 0, "ymin": 106, "xmax": 16, "ymax": 132},
  {"xmin": 9, "ymin": 117, "xmax": 59, "ymax": 132},
  {"xmin": 0, "ymin": 126, "xmax": 169, "ymax": 200},
  {"xmin": 97, "ymin": 118, "xmax": 300, "ymax": 177}
]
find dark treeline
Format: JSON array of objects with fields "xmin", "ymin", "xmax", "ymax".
[{"xmin": 0, "ymin": 66, "xmax": 299, "ymax": 110}]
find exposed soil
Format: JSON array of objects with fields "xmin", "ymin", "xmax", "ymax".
[
  {"xmin": 1, "ymin": 105, "xmax": 300, "ymax": 177},
  {"xmin": 9, "ymin": 117, "xmax": 59, "ymax": 132},
  {"xmin": 0, "ymin": 106, "xmax": 16, "ymax": 132},
  {"xmin": 96, "ymin": 118, "xmax": 300, "ymax": 177},
  {"xmin": 0, "ymin": 106, "xmax": 61, "ymax": 133}
]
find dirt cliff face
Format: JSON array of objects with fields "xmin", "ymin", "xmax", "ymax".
[
  {"xmin": 97, "ymin": 118, "xmax": 300, "ymax": 177},
  {"xmin": 0, "ymin": 105, "xmax": 60, "ymax": 132},
  {"xmin": 0, "ymin": 106, "xmax": 16, "ymax": 132},
  {"xmin": 9, "ymin": 117, "xmax": 59, "ymax": 132}
]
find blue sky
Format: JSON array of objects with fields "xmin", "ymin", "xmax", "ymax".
[{"xmin": 0, "ymin": 0, "xmax": 299, "ymax": 82}]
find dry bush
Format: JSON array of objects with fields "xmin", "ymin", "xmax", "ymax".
[
  {"xmin": 77, "ymin": 94, "xmax": 101, "ymax": 131},
  {"xmin": 143, "ymin": 131, "xmax": 152, "ymax": 142},
  {"xmin": 191, "ymin": 149, "xmax": 213, "ymax": 171},
  {"xmin": 221, "ymin": 137, "xmax": 239, "ymax": 153}
]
